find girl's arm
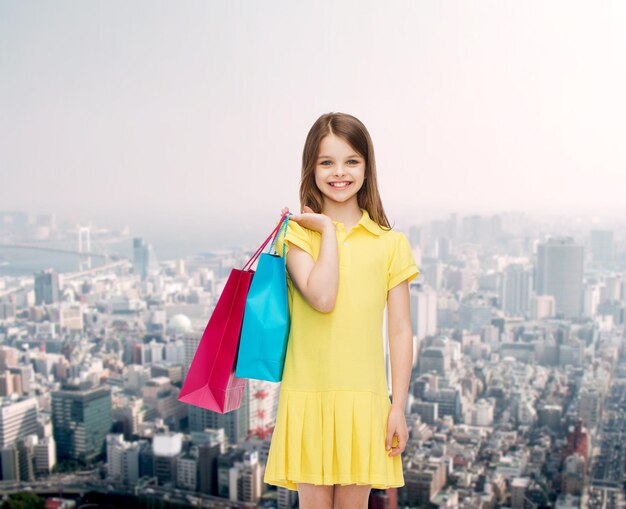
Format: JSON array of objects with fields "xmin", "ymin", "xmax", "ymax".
[
  {"xmin": 286, "ymin": 210, "xmax": 339, "ymax": 313},
  {"xmin": 387, "ymin": 279, "xmax": 413, "ymax": 411},
  {"xmin": 385, "ymin": 278, "xmax": 413, "ymax": 456}
]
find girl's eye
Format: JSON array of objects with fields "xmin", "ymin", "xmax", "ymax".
[{"xmin": 320, "ymin": 160, "xmax": 360, "ymax": 166}]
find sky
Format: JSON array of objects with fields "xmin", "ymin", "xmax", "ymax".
[{"xmin": 1, "ymin": 0, "xmax": 625, "ymax": 249}]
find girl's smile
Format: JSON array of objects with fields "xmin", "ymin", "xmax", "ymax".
[{"xmin": 328, "ymin": 181, "xmax": 353, "ymax": 189}]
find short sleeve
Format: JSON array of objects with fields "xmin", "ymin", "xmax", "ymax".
[
  {"xmin": 273, "ymin": 217, "xmax": 313, "ymax": 258},
  {"xmin": 387, "ymin": 232, "xmax": 420, "ymax": 291}
]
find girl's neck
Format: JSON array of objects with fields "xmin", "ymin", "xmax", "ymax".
[{"xmin": 321, "ymin": 202, "xmax": 362, "ymax": 228}]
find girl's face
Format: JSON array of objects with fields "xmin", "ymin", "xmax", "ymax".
[{"xmin": 314, "ymin": 134, "xmax": 366, "ymax": 207}]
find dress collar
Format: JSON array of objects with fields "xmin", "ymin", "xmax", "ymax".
[{"xmin": 331, "ymin": 208, "xmax": 384, "ymax": 236}]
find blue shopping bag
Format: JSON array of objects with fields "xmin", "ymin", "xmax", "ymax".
[{"xmin": 235, "ymin": 213, "xmax": 291, "ymax": 382}]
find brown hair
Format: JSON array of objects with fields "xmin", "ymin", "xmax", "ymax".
[{"xmin": 299, "ymin": 112, "xmax": 394, "ymax": 231}]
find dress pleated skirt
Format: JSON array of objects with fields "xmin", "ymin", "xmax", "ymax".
[{"xmin": 263, "ymin": 388, "xmax": 405, "ymax": 491}]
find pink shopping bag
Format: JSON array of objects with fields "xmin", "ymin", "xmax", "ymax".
[{"xmin": 178, "ymin": 212, "xmax": 289, "ymax": 413}]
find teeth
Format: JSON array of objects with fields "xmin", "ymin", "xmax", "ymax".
[{"xmin": 330, "ymin": 182, "xmax": 350, "ymax": 188}]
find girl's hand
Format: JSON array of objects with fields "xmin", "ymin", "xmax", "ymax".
[
  {"xmin": 385, "ymin": 406, "xmax": 408, "ymax": 457},
  {"xmin": 280, "ymin": 205, "xmax": 333, "ymax": 234}
]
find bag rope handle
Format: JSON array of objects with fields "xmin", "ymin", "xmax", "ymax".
[{"xmin": 243, "ymin": 212, "xmax": 291, "ymax": 271}]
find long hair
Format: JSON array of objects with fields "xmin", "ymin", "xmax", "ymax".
[{"xmin": 299, "ymin": 112, "xmax": 394, "ymax": 231}]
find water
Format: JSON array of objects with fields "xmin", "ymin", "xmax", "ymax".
[{"xmin": 0, "ymin": 235, "xmax": 235, "ymax": 277}]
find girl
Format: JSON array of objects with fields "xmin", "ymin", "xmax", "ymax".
[{"xmin": 263, "ymin": 112, "xmax": 419, "ymax": 509}]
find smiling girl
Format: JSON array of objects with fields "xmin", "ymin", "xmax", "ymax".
[{"xmin": 263, "ymin": 112, "xmax": 419, "ymax": 509}]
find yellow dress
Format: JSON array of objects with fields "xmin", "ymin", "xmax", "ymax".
[{"xmin": 263, "ymin": 208, "xmax": 420, "ymax": 491}]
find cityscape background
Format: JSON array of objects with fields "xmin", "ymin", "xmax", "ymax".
[{"xmin": 1, "ymin": 1, "xmax": 626, "ymax": 509}]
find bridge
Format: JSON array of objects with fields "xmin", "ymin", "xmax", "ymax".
[{"xmin": 0, "ymin": 243, "xmax": 119, "ymax": 260}]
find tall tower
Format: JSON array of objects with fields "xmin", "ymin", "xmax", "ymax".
[
  {"xmin": 133, "ymin": 238, "xmax": 159, "ymax": 280},
  {"xmin": 536, "ymin": 237, "xmax": 584, "ymax": 319},
  {"xmin": 501, "ymin": 264, "xmax": 533, "ymax": 317},
  {"xmin": 77, "ymin": 224, "xmax": 92, "ymax": 271}
]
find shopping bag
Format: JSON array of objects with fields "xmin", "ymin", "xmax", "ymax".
[
  {"xmin": 178, "ymin": 212, "xmax": 289, "ymax": 413},
  {"xmin": 235, "ymin": 212, "xmax": 291, "ymax": 382}
]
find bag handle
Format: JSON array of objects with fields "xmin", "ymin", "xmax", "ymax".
[
  {"xmin": 243, "ymin": 212, "xmax": 291, "ymax": 271},
  {"xmin": 269, "ymin": 213, "xmax": 290, "ymax": 257}
]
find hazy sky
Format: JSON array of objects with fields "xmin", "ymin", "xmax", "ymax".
[{"xmin": 1, "ymin": 0, "xmax": 625, "ymax": 246}]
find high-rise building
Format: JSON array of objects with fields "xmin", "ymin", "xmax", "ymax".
[
  {"xmin": 197, "ymin": 436, "xmax": 223, "ymax": 495},
  {"xmin": 177, "ymin": 454, "xmax": 198, "ymax": 490},
  {"xmin": 34, "ymin": 436, "xmax": 56, "ymax": 475},
  {"xmin": 183, "ymin": 331, "xmax": 202, "ymax": 378},
  {"xmin": 51, "ymin": 383, "xmax": 112, "ymax": 464},
  {"xmin": 536, "ymin": 238, "xmax": 584, "ymax": 318},
  {"xmin": 501, "ymin": 264, "xmax": 533, "ymax": 317},
  {"xmin": 141, "ymin": 377, "xmax": 185, "ymax": 430},
  {"xmin": 577, "ymin": 388, "xmax": 602, "ymax": 429},
  {"xmin": 229, "ymin": 450, "xmax": 262, "ymax": 503},
  {"xmin": 133, "ymin": 238, "xmax": 159, "ymax": 280},
  {"xmin": 590, "ymin": 230, "xmax": 614, "ymax": 265},
  {"xmin": 0, "ymin": 397, "xmax": 39, "ymax": 449},
  {"xmin": 34, "ymin": 269, "xmax": 59, "ymax": 305},
  {"xmin": 511, "ymin": 477, "xmax": 530, "ymax": 508},
  {"xmin": 409, "ymin": 284, "xmax": 437, "ymax": 340},
  {"xmin": 153, "ymin": 432, "xmax": 183, "ymax": 485},
  {"xmin": 106, "ymin": 433, "xmax": 140, "ymax": 485},
  {"xmin": 561, "ymin": 453, "xmax": 585, "ymax": 495}
]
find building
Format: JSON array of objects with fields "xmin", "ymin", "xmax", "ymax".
[
  {"xmin": 153, "ymin": 432, "xmax": 183, "ymax": 486},
  {"xmin": 229, "ymin": 450, "xmax": 262, "ymax": 503},
  {"xmin": 538, "ymin": 404, "xmax": 562, "ymax": 431},
  {"xmin": 531, "ymin": 295, "xmax": 556, "ymax": 320},
  {"xmin": 34, "ymin": 436, "xmax": 56, "ymax": 475},
  {"xmin": 0, "ymin": 397, "xmax": 39, "ymax": 449},
  {"xmin": 405, "ymin": 457, "xmax": 447, "ymax": 506},
  {"xmin": 511, "ymin": 477, "xmax": 530, "ymax": 508},
  {"xmin": 561, "ymin": 453, "xmax": 585, "ymax": 495},
  {"xmin": 577, "ymin": 388, "xmax": 602, "ymax": 429},
  {"xmin": 141, "ymin": 377, "xmax": 185, "ymax": 430},
  {"xmin": 409, "ymin": 284, "xmax": 438, "ymax": 340},
  {"xmin": 177, "ymin": 454, "xmax": 198, "ymax": 491},
  {"xmin": 469, "ymin": 399, "xmax": 494, "ymax": 427},
  {"xmin": 536, "ymin": 238, "xmax": 584, "ymax": 318},
  {"xmin": 419, "ymin": 347, "xmax": 450, "ymax": 376},
  {"xmin": 133, "ymin": 238, "xmax": 159, "ymax": 280},
  {"xmin": 34, "ymin": 269, "xmax": 59, "ymax": 305},
  {"xmin": 51, "ymin": 383, "xmax": 112, "ymax": 464},
  {"xmin": 501, "ymin": 264, "xmax": 533, "ymax": 317},
  {"xmin": 106, "ymin": 433, "xmax": 140, "ymax": 485},
  {"xmin": 414, "ymin": 401, "xmax": 438, "ymax": 425},
  {"xmin": 590, "ymin": 230, "xmax": 614, "ymax": 265},
  {"xmin": 562, "ymin": 419, "xmax": 590, "ymax": 466}
]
